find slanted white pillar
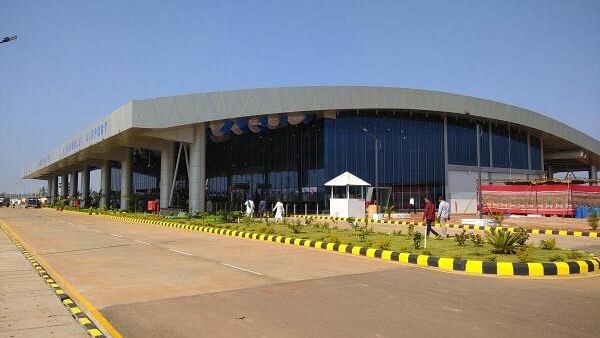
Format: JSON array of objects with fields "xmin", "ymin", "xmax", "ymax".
[
  {"xmin": 160, "ymin": 142, "xmax": 175, "ymax": 210},
  {"xmin": 60, "ymin": 173, "xmax": 68, "ymax": 198},
  {"xmin": 100, "ymin": 161, "xmax": 111, "ymax": 209},
  {"xmin": 81, "ymin": 166, "xmax": 90, "ymax": 207},
  {"xmin": 70, "ymin": 170, "xmax": 78, "ymax": 205},
  {"xmin": 120, "ymin": 148, "xmax": 133, "ymax": 211},
  {"xmin": 189, "ymin": 124, "xmax": 206, "ymax": 213}
]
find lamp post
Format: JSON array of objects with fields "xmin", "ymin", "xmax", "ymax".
[{"xmin": 362, "ymin": 128, "xmax": 380, "ymax": 213}]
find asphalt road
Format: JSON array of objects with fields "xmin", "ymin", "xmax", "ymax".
[{"xmin": 1, "ymin": 208, "xmax": 599, "ymax": 338}]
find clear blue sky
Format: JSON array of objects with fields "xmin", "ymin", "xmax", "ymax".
[{"xmin": 1, "ymin": 0, "xmax": 599, "ymax": 193}]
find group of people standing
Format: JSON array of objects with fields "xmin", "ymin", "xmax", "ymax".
[
  {"xmin": 244, "ymin": 197, "xmax": 285, "ymax": 222},
  {"xmin": 422, "ymin": 196, "xmax": 450, "ymax": 238}
]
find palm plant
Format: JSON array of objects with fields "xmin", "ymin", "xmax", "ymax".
[{"xmin": 485, "ymin": 230, "xmax": 521, "ymax": 254}]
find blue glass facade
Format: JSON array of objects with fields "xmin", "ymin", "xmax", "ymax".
[
  {"xmin": 447, "ymin": 119, "xmax": 490, "ymax": 167},
  {"xmin": 204, "ymin": 111, "xmax": 541, "ymax": 212},
  {"xmin": 492, "ymin": 124, "xmax": 529, "ymax": 169},
  {"xmin": 530, "ymin": 136, "xmax": 542, "ymax": 170},
  {"xmin": 324, "ymin": 111, "xmax": 445, "ymax": 209}
]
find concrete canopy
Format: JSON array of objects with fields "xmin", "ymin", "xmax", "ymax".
[{"xmin": 24, "ymin": 86, "xmax": 600, "ymax": 179}]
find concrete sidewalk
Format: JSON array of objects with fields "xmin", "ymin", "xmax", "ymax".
[{"xmin": 0, "ymin": 230, "xmax": 87, "ymax": 338}]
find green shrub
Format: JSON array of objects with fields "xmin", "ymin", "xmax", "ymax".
[
  {"xmin": 241, "ymin": 216, "xmax": 254, "ymax": 226},
  {"xmin": 485, "ymin": 230, "xmax": 521, "ymax": 254},
  {"xmin": 588, "ymin": 210, "xmax": 599, "ymax": 230},
  {"xmin": 566, "ymin": 250, "xmax": 584, "ymax": 260},
  {"xmin": 470, "ymin": 233, "xmax": 484, "ymax": 247},
  {"xmin": 412, "ymin": 232, "xmax": 422, "ymax": 249},
  {"xmin": 373, "ymin": 235, "xmax": 392, "ymax": 250},
  {"xmin": 540, "ymin": 238, "xmax": 557, "ymax": 250},
  {"xmin": 513, "ymin": 228, "xmax": 530, "ymax": 246},
  {"xmin": 287, "ymin": 219, "xmax": 305, "ymax": 233},
  {"xmin": 325, "ymin": 233, "xmax": 340, "ymax": 244},
  {"xmin": 407, "ymin": 224, "xmax": 415, "ymax": 238},
  {"xmin": 455, "ymin": 230, "xmax": 469, "ymax": 246},
  {"xmin": 352, "ymin": 223, "xmax": 372, "ymax": 241},
  {"xmin": 549, "ymin": 254, "xmax": 564, "ymax": 262},
  {"xmin": 257, "ymin": 224, "xmax": 275, "ymax": 235},
  {"xmin": 516, "ymin": 245, "xmax": 534, "ymax": 263}
]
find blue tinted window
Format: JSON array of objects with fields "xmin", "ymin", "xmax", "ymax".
[
  {"xmin": 447, "ymin": 118, "xmax": 477, "ymax": 166},
  {"xmin": 324, "ymin": 111, "xmax": 445, "ymax": 209},
  {"xmin": 530, "ymin": 136, "xmax": 541, "ymax": 170},
  {"xmin": 480, "ymin": 123, "xmax": 490, "ymax": 167},
  {"xmin": 492, "ymin": 124, "xmax": 530, "ymax": 169}
]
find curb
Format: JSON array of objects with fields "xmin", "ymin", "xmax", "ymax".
[
  {"xmin": 295, "ymin": 215, "xmax": 599, "ymax": 238},
  {"xmin": 0, "ymin": 223, "xmax": 106, "ymax": 338},
  {"xmin": 66, "ymin": 210, "xmax": 600, "ymax": 278}
]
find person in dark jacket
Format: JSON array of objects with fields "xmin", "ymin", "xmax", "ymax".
[{"xmin": 423, "ymin": 197, "xmax": 440, "ymax": 237}]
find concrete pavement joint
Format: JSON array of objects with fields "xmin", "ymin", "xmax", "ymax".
[
  {"xmin": 71, "ymin": 210, "xmax": 600, "ymax": 278},
  {"xmin": 0, "ymin": 222, "xmax": 108, "ymax": 338}
]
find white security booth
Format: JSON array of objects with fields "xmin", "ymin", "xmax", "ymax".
[{"xmin": 325, "ymin": 171, "xmax": 370, "ymax": 218}]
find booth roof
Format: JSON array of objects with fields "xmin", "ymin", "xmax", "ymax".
[{"xmin": 324, "ymin": 171, "xmax": 371, "ymax": 187}]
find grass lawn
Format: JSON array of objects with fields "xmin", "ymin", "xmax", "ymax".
[{"xmin": 69, "ymin": 208, "xmax": 595, "ymax": 263}]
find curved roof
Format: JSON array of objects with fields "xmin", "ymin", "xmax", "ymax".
[{"xmin": 24, "ymin": 86, "xmax": 600, "ymax": 179}]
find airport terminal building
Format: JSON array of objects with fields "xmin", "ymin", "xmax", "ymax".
[{"xmin": 24, "ymin": 86, "xmax": 600, "ymax": 214}]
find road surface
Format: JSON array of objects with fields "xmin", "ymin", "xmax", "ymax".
[{"xmin": 1, "ymin": 208, "xmax": 599, "ymax": 338}]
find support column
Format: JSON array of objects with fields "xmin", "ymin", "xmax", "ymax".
[
  {"xmin": 120, "ymin": 148, "xmax": 133, "ymax": 211},
  {"xmin": 100, "ymin": 161, "xmax": 111, "ymax": 209},
  {"xmin": 160, "ymin": 142, "xmax": 175, "ymax": 210},
  {"xmin": 47, "ymin": 178, "xmax": 52, "ymax": 203},
  {"xmin": 81, "ymin": 166, "xmax": 90, "ymax": 207},
  {"xmin": 60, "ymin": 173, "xmax": 68, "ymax": 199},
  {"xmin": 189, "ymin": 124, "xmax": 206, "ymax": 213},
  {"xmin": 70, "ymin": 170, "xmax": 78, "ymax": 206},
  {"xmin": 591, "ymin": 165, "xmax": 598, "ymax": 182},
  {"xmin": 52, "ymin": 175, "xmax": 59, "ymax": 204}
]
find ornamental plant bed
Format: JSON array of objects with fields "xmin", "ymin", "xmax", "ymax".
[{"xmin": 66, "ymin": 208, "xmax": 594, "ymax": 263}]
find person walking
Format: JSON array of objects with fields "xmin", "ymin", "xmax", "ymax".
[
  {"xmin": 244, "ymin": 197, "xmax": 255, "ymax": 218},
  {"xmin": 258, "ymin": 199, "xmax": 267, "ymax": 218},
  {"xmin": 273, "ymin": 199, "xmax": 285, "ymax": 222},
  {"xmin": 409, "ymin": 196, "xmax": 416, "ymax": 214},
  {"xmin": 437, "ymin": 196, "xmax": 450, "ymax": 237},
  {"xmin": 423, "ymin": 197, "xmax": 440, "ymax": 237}
]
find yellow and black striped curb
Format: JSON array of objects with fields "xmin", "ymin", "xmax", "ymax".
[
  {"xmin": 66, "ymin": 210, "xmax": 600, "ymax": 277},
  {"xmin": 294, "ymin": 215, "xmax": 599, "ymax": 238},
  {"xmin": 0, "ymin": 224, "xmax": 105, "ymax": 338}
]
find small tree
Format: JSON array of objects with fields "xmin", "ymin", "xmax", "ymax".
[{"xmin": 588, "ymin": 210, "xmax": 599, "ymax": 231}]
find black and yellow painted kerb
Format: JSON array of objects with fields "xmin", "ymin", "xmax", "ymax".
[
  {"xmin": 0, "ymin": 223, "xmax": 106, "ymax": 338},
  {"xmin": 69, "ymin": 211, "xmax": 600, "ymax": 278},
  {"xmin": 295, "ymin": 215, "xmax": 600, "ymax": 238}
]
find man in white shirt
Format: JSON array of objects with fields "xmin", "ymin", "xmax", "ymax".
[
  {"xmin": 409, "ymin": 197, "xmax": 416, "ymax": 214},
  {"xmin": 437, "ymin": 196, "xmax": 450, "ymax": 237}
]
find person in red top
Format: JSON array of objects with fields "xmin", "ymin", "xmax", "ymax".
[{"xmin": 423, "ymin": 197, "xmax": 440, "ymax": 237}]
